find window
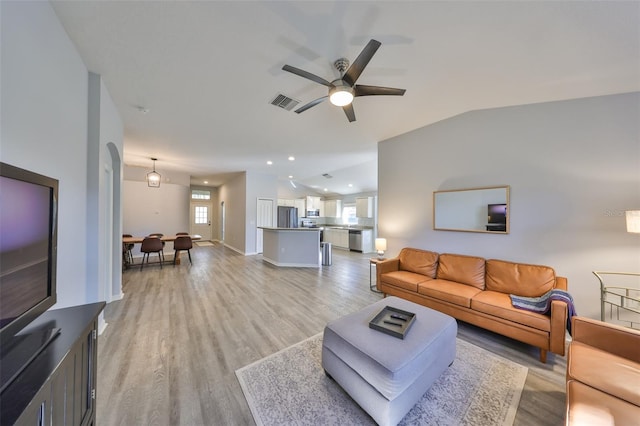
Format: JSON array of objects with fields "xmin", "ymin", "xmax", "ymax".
[
  {"xmin": 191, "ymin": 190, "xmax": 210, "ymax": 200},
  {"xmin": 342, "ymin": 204, "xmax": 357, "ymax": 225},
  {"xmin": 194, "ymin": 206, "xmax": 208, "ymax": 224}
]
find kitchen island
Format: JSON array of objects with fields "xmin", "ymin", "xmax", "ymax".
[{"xmin": 260, "ymin": 227, "xmax": 321, "ymax": 267}]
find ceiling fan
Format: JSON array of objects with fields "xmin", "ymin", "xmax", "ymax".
[{"xmin": 282, "ymin": 39, "xmax": 406, "ymax": 122}]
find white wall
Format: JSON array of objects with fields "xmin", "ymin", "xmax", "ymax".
[
  {"xmin": 219, "ymin": 173, "xmax": 247, "ymax": 253},
  {"xmin": 87, "ymin": 73, "xmax": 124, "ymax": 308},
  {"xmin": 378, "ymin": 93, "xmax": 640, "ymax": 319},
  {"xmin": 1, "ymin": 1, "xmax": 123, "ymax": 309},
  {"xmin": 124, "ymin": 163, "xmax": 191, "ymax": 187},
  {"xmin": 99, "ymin": 77, "xmax": 125, "ymax": 302},
  {"xmin": 122, "ymin": 164, "xmax": 191, "ymax": 253},
  {"xmin": 122, "ymin": 179, "xmax": 190, "ymax": 255},
  {"xmin": 245, "ymin": 172, "xmax": 278, "ymax": 255}
]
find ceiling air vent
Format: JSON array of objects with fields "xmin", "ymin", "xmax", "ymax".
[
  {"xmin": 322, "ymin": 173, "xmax": 333, "ymax": 179},
  {"xmin": 270, "ymin": 93, "xmax": 300, "ymax": 111}
]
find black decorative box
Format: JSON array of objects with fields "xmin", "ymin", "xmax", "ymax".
[{"xmin": 369, "ymin": 306, "xmax": 416, "ymax": 339}]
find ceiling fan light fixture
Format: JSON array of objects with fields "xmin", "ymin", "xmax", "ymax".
[{"xmin": 329, "ymin": 83, "xmax": 354, "ymax": 106}]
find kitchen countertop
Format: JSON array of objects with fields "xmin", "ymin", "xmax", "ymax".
[
  {"xmin": 323, "ymin": 226, "xmax": 373, "ymax": 230},
  {"xmin": 259, "ymin": 227, "xmax": 321, "ymax": 231}
]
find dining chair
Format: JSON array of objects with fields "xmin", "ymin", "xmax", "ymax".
[
  {"xmin": 173, "ymin": 236, "xmax": 193, "ymax": 265},
  {"xmin": 149, "ymin": 233, "xmax": 165, "ymax": 262},
  {"xmin": 123, "ymin": 234, "xmax": 135, "ymax": 265},
  {"xmin": 140, "ymin": 236, "xmax": 164, "ymax": 270}
]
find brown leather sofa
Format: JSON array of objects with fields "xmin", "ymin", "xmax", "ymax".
[
  {"xmin": 376, "ymin": 248, "xmax": 569, "ymax": 362},
  {"xmin": 565, "ymin": 317, "xmax": 640, "ymax": 425}
]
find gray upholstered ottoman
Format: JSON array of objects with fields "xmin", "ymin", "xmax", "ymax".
[{"xmin": 322, "ymin": 296, "xmax": 457, "ymax": 426}]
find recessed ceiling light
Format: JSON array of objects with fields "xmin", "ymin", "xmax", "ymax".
[
  {"xmin": 288, "ymin": 175, "xmax": 293, "ymax": 179},
  {"xmin": 324, "ymin": 188, "xmax": 328, "ymax": 192},
  {"xmin": 288, "ymin": 156, "xmax": 295, "ymax": 161},
  {"xmin": 204, "ymin": 181, "xmax": 208, "ymax": 184},
  {"xmin": 348, "ymin": 183, "xmax": 353, "ymax": 187},
  {"xmin": 267, "ymin": 160, "xmax": 273, "ymax": 165}
]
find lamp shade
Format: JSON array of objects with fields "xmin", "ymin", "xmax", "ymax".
[
  {"xmin": 146, "ymin": 171, "xmax": 161, "ymax": 187},
  {"xmin": 626, "ymin": 210, "xmax": 640, "ymax": 233},
  {"xmin": 375, "ymin": 238, "xmax": 387, "ymax": 252},
  {"xmin": 146, "ymin": 158, "xmax": 161, "ymax": 188}
]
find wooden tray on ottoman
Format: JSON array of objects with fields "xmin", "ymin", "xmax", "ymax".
[{"xmin": 369, "ymin": 306, "xmax": 416, "ymax": 339}]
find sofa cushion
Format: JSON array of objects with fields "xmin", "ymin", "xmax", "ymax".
[
  {"xmin": 436, "ymin": 253, "xmax": 486, "ymax": 290},
  {"xmin": 470, "ymin": 291, "xmax": 551, "ymax": 332},
  {"xmin": 398, "ymin": 248, "xmax": 439, "ymax": 278},
  {"xmin": 485, "ymin": 259, "xmax": 556, "ymax": 297},
  {"xmin": 566, "ymin": 380, "xmax": 640, "ymax": 426},
  {"xmin": 418, "ymin": 279, "xmax": 482, "ymax": 308},
  {"xmin": 567, "ymin": 341, "xmax": 640, "ymax": 406},
  {"xmin": 381, "ymin": 271, "xmax": 432, "ymax": 293}
]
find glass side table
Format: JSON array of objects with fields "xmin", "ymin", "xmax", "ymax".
[{"xmin": 369, "ymin": 258, "xmax": 386, "ymax": 293}]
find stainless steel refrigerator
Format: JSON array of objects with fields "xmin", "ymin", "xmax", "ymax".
[{"xmin": 277, "ymin": 206, "xmax": 298, "ymax": 228}]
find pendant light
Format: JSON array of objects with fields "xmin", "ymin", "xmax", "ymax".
[{"xmin": 146, "ymin": 158, "xmax": 161, "ymax": 188}]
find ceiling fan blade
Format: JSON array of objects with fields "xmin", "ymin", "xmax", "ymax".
[
  {"xmin": 342, "ymin": 103, "xmax": 356, "ymax": 122},
  {"xmin": 342, "ymin": 39, "xmax": 381, "ymax": 86},
  {"xmin": 354, "ymin": 84, "xmax": 406, "ymax": 97},
  {"xmin": 282, "ymin": 65, "xmax": 333, "ymax": 87},
  {"xmin": 295, "ymin": 96, "xmax": 328, "ymax": 114}
]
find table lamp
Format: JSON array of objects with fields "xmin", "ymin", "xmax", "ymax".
[
  {"xmin": 626, "ymin": 210, "xmax": 640, "ymax": 233},
  {"xmin": 375, "ymin": 238, "xmax": 387, "ymax": 259}
]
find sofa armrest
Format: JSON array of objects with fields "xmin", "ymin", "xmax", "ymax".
[
  {"xmin": 376, "ymin": 258, "xmax": 400, "ymax": 285},
  {"xmin": 572, "ymin": 317, "xmax": 640, "ymax": 363},
  {"xmin": 556, "ymin": 276, "xmax": 568, "ymax": 291},
  {"xmin": 549, "ymin": 299, "xmax": 569, "ymax": 356}
]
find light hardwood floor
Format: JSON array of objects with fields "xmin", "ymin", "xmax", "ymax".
[{"xmin": 98, "ymin": 243, "xmax": 567, "ymax": 425}]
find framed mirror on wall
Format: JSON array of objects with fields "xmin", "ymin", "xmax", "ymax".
[{"xmin": 433, "ymin": 186, "xmax": 510, "ymax": 233}]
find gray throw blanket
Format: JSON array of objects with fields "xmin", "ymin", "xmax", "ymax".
[{"xmin": 510, "ymin": 289, "xmax": 577, "ymax": 335}]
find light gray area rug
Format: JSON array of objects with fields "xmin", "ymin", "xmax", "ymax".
[{"xmin": 236, "ymin": 333, "xmax": 528, "ymax": 426}]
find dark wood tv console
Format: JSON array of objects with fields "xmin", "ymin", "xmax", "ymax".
[{"xmin": 0, "ymin": 302, "xmax": 105, "ymax": 425}]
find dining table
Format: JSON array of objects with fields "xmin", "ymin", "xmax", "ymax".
[{"xmin": 122, "ymin": 234, "xmax": 202, "ymax": 267}]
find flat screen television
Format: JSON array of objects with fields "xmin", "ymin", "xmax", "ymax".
[
  {"xmin": 0, "ymin": 162, "xmax": 59, "ymax": 392},
  {"xmin": 488, "ymin": 203, "xmax": 507, "ymax": 224}
]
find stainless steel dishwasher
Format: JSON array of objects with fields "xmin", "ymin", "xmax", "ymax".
[{"xmin": 349, "ymin": 229, "xmax": 362, "ymax": 252}]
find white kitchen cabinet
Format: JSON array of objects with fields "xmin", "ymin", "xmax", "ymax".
[
  {"xmin": 278, "ymin": 199, "xmax": 294, "ymax": 207},
  {"xmin": 356, "ymin": 197, "xmax": 373, "ymax": 218},
  {"xmin": 323, "ymin": 229, "xmax": 333, "ymax": 245},
  {"xmin": 361, "ymin": 229, "xmax": 373, "ymax": 253},
  {"xmin": 324, "ymin": 229, "xmax": 336, "ymax": 246},
  {"xmin": 337, "ymin": 229, "xmax": 349, "ymax": 248},
  {"xmin": 324, "ymin": 199, "xmax": 342, "ymax": 218},
  {"xmin": 306, "ymin": 196, "xmax": 322, "ymax": 211},
  {"xmin": 324, "ymin": 228, "xmax": 349, "ymax": 249},
  {"xmin": 294, "ymin": 199, "xmax": 306, "ymax": 217}
]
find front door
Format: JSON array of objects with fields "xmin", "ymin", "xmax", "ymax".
[{"xmin": 191, "ymin": 202, "xmax": 212, "ymax": 240}]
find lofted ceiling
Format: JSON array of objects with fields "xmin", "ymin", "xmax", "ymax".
[{"xmin": 50, "ymin": 1, "xmax": 640, "ymax": 195}]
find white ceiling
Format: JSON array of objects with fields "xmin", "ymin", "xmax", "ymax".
[{"xmin": 50, "ymin": 1, "xmax": 640, "ymax": 195}]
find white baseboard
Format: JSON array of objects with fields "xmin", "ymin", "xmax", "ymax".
[
  {"xmin": 111, "ymin": 292, "xmax": 124, "ymax": 302},
  {"xmin": 223, "ymin": 243, "xmax": 245, "ymax": 255}
]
